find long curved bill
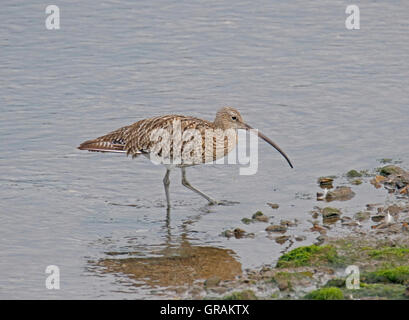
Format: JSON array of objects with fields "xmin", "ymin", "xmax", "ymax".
[{"xmin": 243, "ymin": 123, "xmax": 293, "ymax": 168}]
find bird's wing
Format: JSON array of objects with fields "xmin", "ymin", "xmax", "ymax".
[
  {"xmin": 124, "ymin": 115, "xmax": 214, "ymax": 158},
  {"xmin": 78, "ymin": 115, "xmax": 214, "ymax": 158}
]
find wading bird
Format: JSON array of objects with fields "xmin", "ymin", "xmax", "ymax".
[{"xmin": 78, "ymin": 107, "xmax": 293, "ymax": 208}]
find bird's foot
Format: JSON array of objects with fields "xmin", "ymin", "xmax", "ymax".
[
  {"xmin": 208, "ymin": 200, "xmax": 239, "ymax": 206},
  {"xmin": 208, "ymin": 200, "xmax": 221, "ymax": 206}
]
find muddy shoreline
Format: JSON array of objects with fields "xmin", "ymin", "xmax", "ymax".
[{"xmin": 93, "ymin": 163, "xmax": 409, "ymax": 300}]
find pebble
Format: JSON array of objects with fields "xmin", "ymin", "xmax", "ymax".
[
  {"xmin": 275, "ymin": 235, "xmax": 290, "ymax": 244},
  {"xmin": 321, "ymin": 207, "xmax": 342, "ymax": 218},
  {"xmin": 354, "ymin": 211, "xmax": 371, "ymax": 221},
  {"xmin": 267, "ymin": 203, "xmax": 280, "ymax": 209},
  {"xmin": 325, "ymin": 186, "xmax": 355, "ymax": 201},
  {"xmin": 371, "ymin": 215, "xmax": 385, "ymax": 223},
  {"xmin": 265, "ymin": 225, "xmax": 287, "ymax": 233},
  {"xmin": 280, "ymin": 219, "xmax": 297, "ymax": 227}
]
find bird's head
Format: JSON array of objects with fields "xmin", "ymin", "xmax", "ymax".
[{"xmin": 214, "ymin": 106, "xmax": 293, "ymax": 168}]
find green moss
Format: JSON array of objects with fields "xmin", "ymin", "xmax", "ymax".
[
  {"xmin": 241, "ymin": 218, "xmax": 253, "ymax": 225},
  {"xmin": 271, "ymin": 271, "xmax": 313, "ymax": 288},
  {"xmin": 345, "ymin": 283, "xmax": 407, "ymax": 300},
  {"xmin": 351, "ymin": 179, "xmax": 363, "ymax": 185},
  {"xmin": 305, "ymin": 287, "xmax": 344, "ymax": 300},
  {"xmin": 276, "ymin": 245, "xmax": 342, "ymax": 268},
  {"xmin": 379, "ymin": 165, "xmax": 404, "ymax": 177},
  {"xmin": 346, "ymin": 170, "xmax": 362, "ymax": 178},
  {"xmin": 325, "ymin": 278, "xmax": 346, "ymax": 288},
  {"xmin": 363, "ymin": 266, "xmax": 409, "ymax": 284},
  {"xmin": 252, "ymin": 211, "xmax": 264, "ymax": 218},
  {"xmin": 319, "ymin": 175, "xmax": 338, "ymax": 180},
  {"xmin": 223, "ymin": 290, "xmax": 257, "ymax": 300},
  {"xmin": 322, "ymin": 207, "xmax": 341, "ymax": 218},
  {"xmin": 368, "ymin": 247, "xmax": 409, "ymax": 259}
]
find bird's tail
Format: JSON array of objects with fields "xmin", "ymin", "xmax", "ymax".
[{"xmin": 78, "ymin": 126, "xmax": 130, "ymax": 153}]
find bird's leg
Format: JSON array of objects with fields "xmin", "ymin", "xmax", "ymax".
[
  {"xmin": 163, "ymin": 168, "xmax": 171, "ymax": 209},
  {"xmin": 181, "ymin": 167, "xmax": 220, "ymax": 205}
]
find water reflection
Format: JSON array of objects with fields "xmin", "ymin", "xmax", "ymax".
[
  {"xmin": 96, "ymin": 240, "xmax": 242, "ymax": 289},
  {"xmin": 91, "ymin": 210, "xmax": 242, "ymax": 292}
]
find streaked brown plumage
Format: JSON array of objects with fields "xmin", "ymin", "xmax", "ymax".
[{"xmin": 78, "ymin": 107, "xmax": 293, "ymax": 208}]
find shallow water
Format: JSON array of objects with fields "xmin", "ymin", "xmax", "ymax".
[{"xmin": 1, "ymin": 0, "xmax": 409, "ymax": 299}]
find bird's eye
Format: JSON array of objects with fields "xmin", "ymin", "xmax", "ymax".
[{"xmin": 231, "ymin": 116, "xmax": 237, "ymax": 121}]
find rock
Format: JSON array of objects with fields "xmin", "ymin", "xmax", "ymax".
[
  {"xmin": 370, "ymin": 175, "xmax": 387, "ymax": 188},
  {"xmin": 400, "ymin": 186, "xmax": 409, "ymax": 195},
  {"xmin": 310, "ymin": 223, "xmax": 327, "ymax": 234},
  {"xmin": 275, "ymin": 235, "xmax": 291, "ymax": 244},
  {"xmin": 325, "ymin": 186, "xmax": 355, "ymax": 201},
  {"xmin": 318, "ymin": 177, "xmax": 334, "ymax": 188},
  {"xmin": 372, "ymin": 222, "xmax": 400, "ymax": 232},
  {"xmin": 316, "ymin": 191, "xmax": 325, "ymax": 201},
  {"xmin": 241, "ymin": 218, "xmax": 253, "ymax": 225},
  {"xmin": 265, "ymin": 225, "xmax": 287, "ymax": 233},
  {"xmin": 280, "ymin": 219, "xmax": 297, "ymax": 227},
  {"xmin": 252, "ymin": 211, "xmax": 269, "ymax": 222},
  {"xmin": 252, "ymin": 211, "xmax": 264, "ymax": 218},
  {"xmin": 342, "ymin": 221, "xmax": 360, "ymax": 227},
  {"xmin": 366, "ymin": 203, "xmax": 383, "ymax": 211},
  {"xmin": 379, "ymin": 165, "xmax": 407, "ymax": 177},
  {"xmin": 295, "ymin": 235, "xmax": 306, "ymax": 241},
  {"xmin": 310, "ymin": 209, "xmax": 320, "ymax": 219},
  {"xmin": 321, "ymin": 207, "xmax": 342, "ymax": 218},
  {"xmin": 371, "ymin": 215, "xmax": 385, "ymax": 223},
  {"xmin": 323, "ymin": 216, "xmax": 340, "ymax": 225},
  {"xmin": 222, "ymin": 228, "xmax": 254, "ymax": 239},
  {"xmin": 346, "ymin": 170, "xmax": 362, "ymax": 178},
  {"xmin": 385, "ymin": 205, "xmax": 401, "ymax": 215},
  {"xmin": 315, "ymin": 235, "xmax": 327, "ymax": 245},
  {"xmin": 204, "ymin": 276, "xmax": 221, "ymax": 288},
  {"xmin": 267, "ymin": 203, "xmax": 279, "ymax": 209},
  {"xmin": 354, "ymin": 211, "xmax": 371, "ymax": 221},
  {"xmin": 351, "ymin": 179, "xmax": 363, "ymax": 185},
  {"xmin": 378, "ymin": 165, "xmax": 409, "ymax": 193},
  {"xmin": 277, "ymin": 280, "xmax": 289, "ymax": 291},
  {"xmin": 233, "ymin": 228, "xmax": 254, "ymax": 239},
  {"xmin": 221, "ymin": 230, "xmax": 234, "ymax": 238}
]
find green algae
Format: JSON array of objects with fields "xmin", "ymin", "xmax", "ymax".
[
  {"xmin": 344, "ymin": 283, "xmax": 407, "ymax": 300},
  {"xmin": 305, "ymin": 287, "xmax": 344, "ymax": 300},
  {"xmin": 276, "ymin": 245, "xmax": 342, "ymax": 268},
  {"xmin": 368, "ymin": 247, "xmax": 409, "ymax": 260},
  {"xmin": 346, "ymin": 170, "xmax": 362, "ymax": 178},
  {"xmin": 363, "ymin": 266, "xmax": 409, "ymax": 284},
  {"xmin": 241, "ymin": 218, "xmax": 253, "ymax": 225}
]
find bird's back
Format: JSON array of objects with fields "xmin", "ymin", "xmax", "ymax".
[{"xmin": 78, "ymin": 115, "xmax": 236, "ymax": 165}]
